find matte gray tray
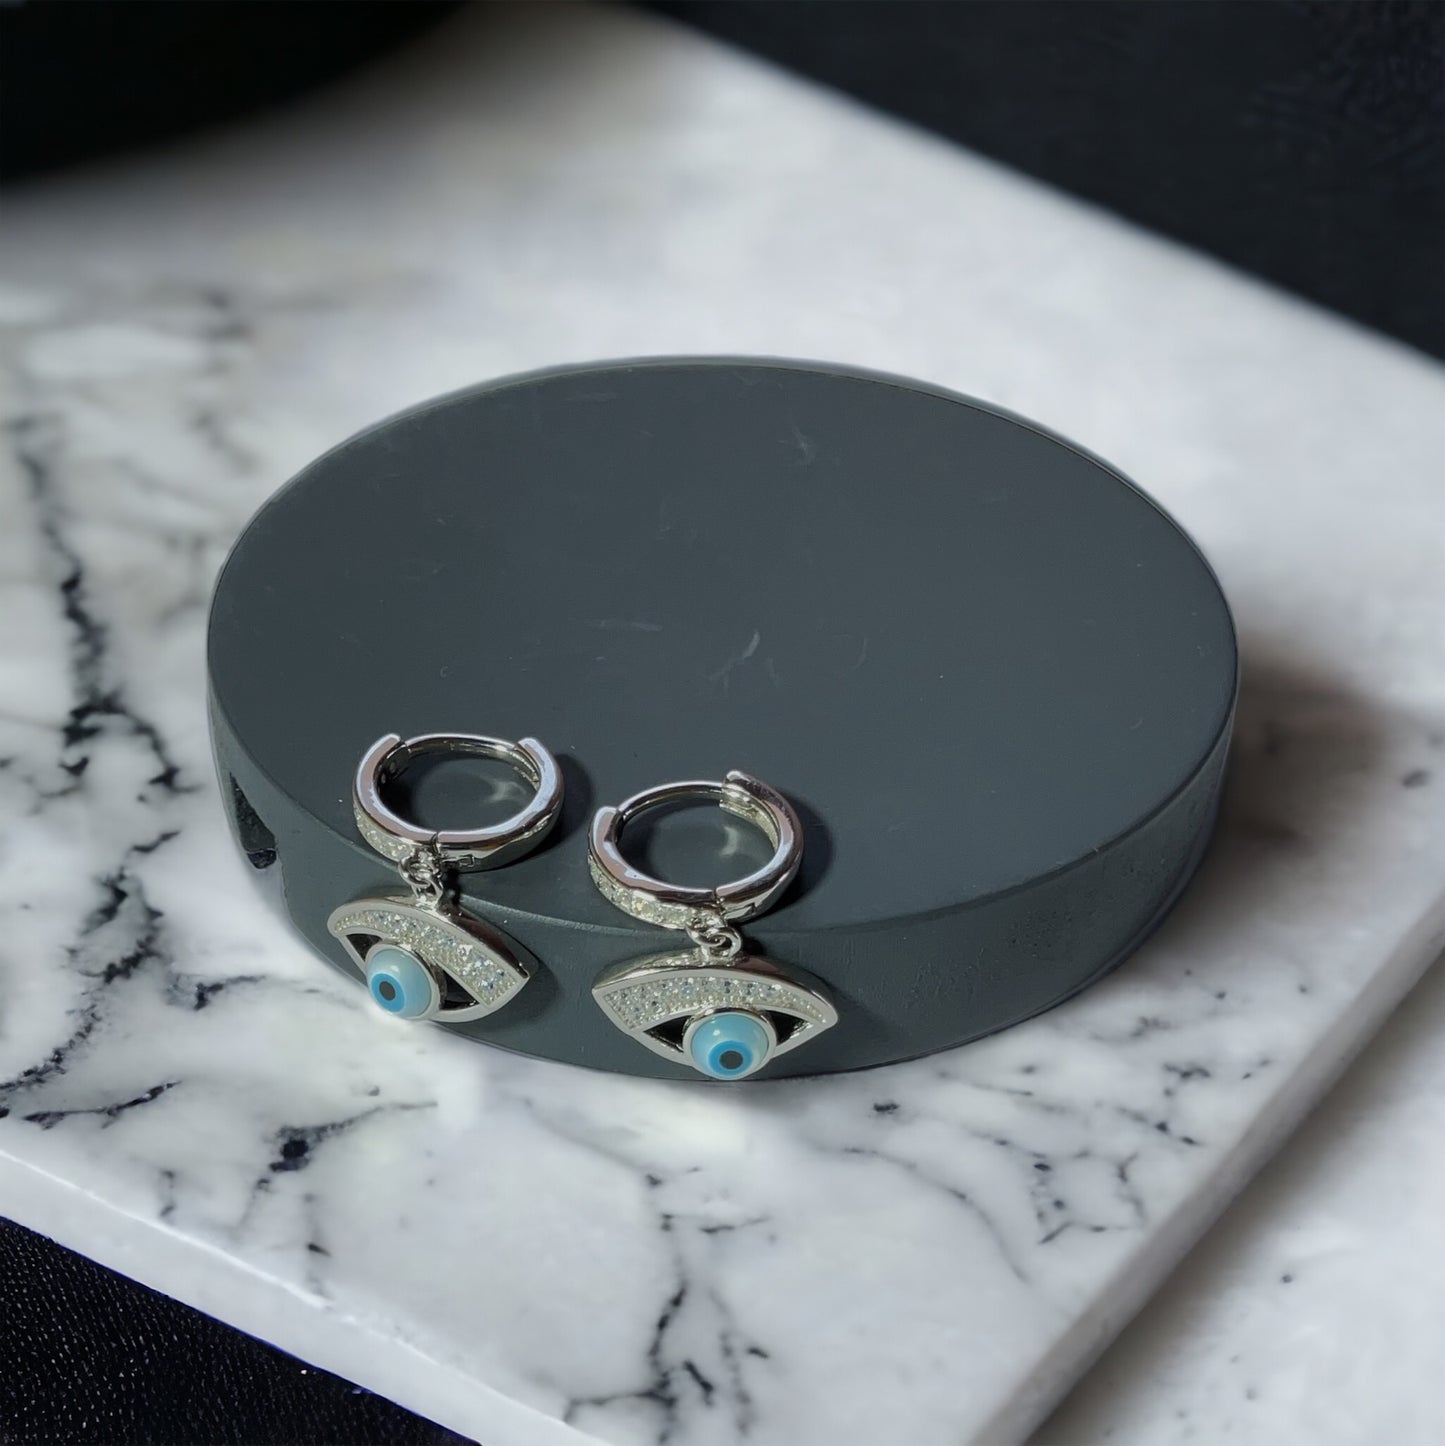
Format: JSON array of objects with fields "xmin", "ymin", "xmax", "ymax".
[{"xmin": 207, "ymin": 358, "xmax": 1236, "ymax": 1078}]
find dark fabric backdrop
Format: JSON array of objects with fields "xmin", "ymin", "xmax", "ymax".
[
  {"xmin": 652, "ymin": 0, "xmax": 1445, "ymax": 359},
  {"xmin": 0, "ymin": 2, "xmax": 460, "ymax": 182},
  {"xmin": 0, "ymin": 1218, "xmax": 472, "ymax": 1446},
  {"xmin": 5, "ymin": 2, "xmax": 1441, "ymax": 357}
]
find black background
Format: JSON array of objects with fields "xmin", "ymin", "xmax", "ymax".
[
  {"xmin": 4, "ymin": 1, "xmax": 1441, "ymax": 356},
  {"xmin": 653, "ymin": 0, "xmax": 1445, "ymax": 358},
  {"xmin": 0, "ymin": 1218, "xmax": 471, "ymax": 1445}
]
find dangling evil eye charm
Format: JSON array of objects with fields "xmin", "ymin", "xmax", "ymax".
[
  {"xmin": 685, "ymin": 1010, "xmax": 775, "ymax": 1080},
  {"xmin": 328, "ymin": 731, "xmax": 564, "ymax": 1026},
  {"xmin": 592, "ymin": 949, "xmax": 835, "ymax": 1079},
  {"xmin": 328, "ymin": 897, "xmax": 531, "ymax": 1023},
  {"xmin": 588, "ymin": 770, "xmax": 837, "ymax": 1081},
  {"xmin": 364, "ymin": 944, "xmax": 440, "ymax": 1020}
]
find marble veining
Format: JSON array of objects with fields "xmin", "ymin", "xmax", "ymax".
[
  {"xmin": 2, "ymin": 6, "xmax": 1444, "ymax": 1445},
  {"xmin": 1037, "ymin": 955, "xmax": 1445, "ymax": 1445}
]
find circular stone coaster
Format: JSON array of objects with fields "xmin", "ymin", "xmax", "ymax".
[{"xmin": 208, "ymin": 357, "xmax": 1237, "ymax": 1078}]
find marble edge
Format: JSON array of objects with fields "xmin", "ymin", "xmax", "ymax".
[
  {"xmin": 1000, "ymin": 894, "xmax": 1445, "ymax": 1442},
  {"xmin": 5, "ymin": 874, "xmax": 1443, "ymax": 1446},
  {"xmin": 0, "ymin": 1152, "xmax": 599, "ymax": 1446}
]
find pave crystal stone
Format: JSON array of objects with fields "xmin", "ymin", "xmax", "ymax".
[
  {"xmin": 598, "ymin": 962, "xmax": 833, "ymax": 1036},
  {"xmin": 587, "ymin": 856, "xmax": 705, "ymax": 930},
  {"xmin": 330, "ymin": 904, "xmax": 518, "ymax": 1002},
  {"xmin": 353, "ymin": 804, "xmax": 418, "ymax": 864}
]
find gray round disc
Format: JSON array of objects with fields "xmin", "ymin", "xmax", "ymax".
[{"xmin": 208, "ymin": 357, "xmax": 1236, "ymax": 1077}]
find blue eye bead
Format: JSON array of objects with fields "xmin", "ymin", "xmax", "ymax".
[
  {"xmin": 364, "ymin": 945, "xmax": 440, "ymax": 1020},
  {"xmin": 686, "ymin": 1011, "xmax": 774, "ymax": 1080}
]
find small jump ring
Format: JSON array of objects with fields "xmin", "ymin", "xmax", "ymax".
[
  {"xmin": 589, "ymin": 770, "xmax": 802, "ymax": 930},
  {"xmin": 353, "ymin": 731, "xmax": 563, "ymax": 870}
]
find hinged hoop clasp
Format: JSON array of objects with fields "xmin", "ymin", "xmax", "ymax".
[
  {"xmin": 588, "ymin": 770, "xmax": 802, "ymax": 932},
  {"xmin": 353, "ymin": 731, "xmax": 563, "ymax": 871}
]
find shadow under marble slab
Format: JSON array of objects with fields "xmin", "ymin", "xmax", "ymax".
[{"xmin": 1, "ymin": 4, "xmax": 1445, "ymax": 1444}]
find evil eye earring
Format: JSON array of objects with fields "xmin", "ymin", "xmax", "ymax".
[
  {"xmin": 328, "ymin": 732, "xmax": 562, "ymax": 1022},
  {"xmin": 588, "ymin": 771, "xmax": 837, "ymax": 1080}
]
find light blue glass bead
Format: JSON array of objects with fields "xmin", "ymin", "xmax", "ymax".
[
  {"xmin": 688, "ymin": 1011, "xmax": 773, "ymax": 1080},
  {"xmin": 365, "ymin": 945, "xmax": 437, "ymax": 1019}
]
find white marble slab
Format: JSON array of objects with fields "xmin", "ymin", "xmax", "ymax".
[
  {"xmin": 1038, "ymin": 949, "xmax": 1445, "ymax": 1445},
  {"xmin": 2, "ymin": 5, "xmax": 1443, "ymax": 1444}
]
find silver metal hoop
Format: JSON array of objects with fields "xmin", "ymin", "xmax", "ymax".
[
  {"xmin": 353, "ymin": 731, "xmax": 563, "ymax": 870},
  {"xmin": 588, "ymin": 770, "xmax": 802, "ymax": 931}
]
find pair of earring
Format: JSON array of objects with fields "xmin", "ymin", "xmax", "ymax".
[{"xmin": 326, "ymin": 731, "xmax": 837, "ymax": 1080}]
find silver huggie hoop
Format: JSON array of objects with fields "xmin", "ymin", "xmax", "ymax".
[
  {"xmin": 353, "ymin": 732, "xmax": 562, "ymax": 871},
  {"xmin": 589, "ymin": 771, "xmax": 801, "ymax": 943},
  {"xmin": 328, "ymin": 731, "xmax": 563, "ymax": 1023},
  {"xmin": 589, "ymin": 770, "xmax": 836, "ymax": 1080}
]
